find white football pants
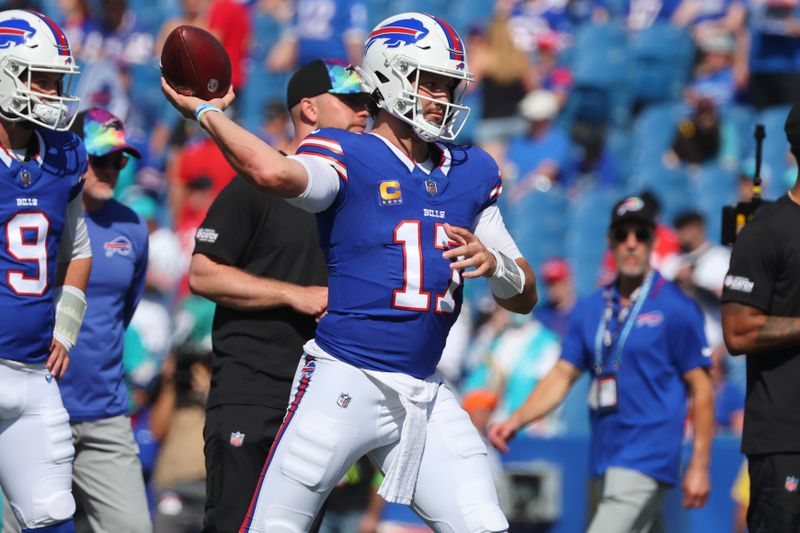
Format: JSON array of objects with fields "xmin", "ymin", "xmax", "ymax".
[
  {"xmin": 240, "ymin": 353, "xmax": 509, "ymax": 533},
  {"xmin": 0, "ymin": 359, "xmax": 75, "ymax": 529}
]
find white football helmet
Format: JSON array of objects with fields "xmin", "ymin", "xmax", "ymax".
[
  {"xmin": 0, "ymin": 10, "xmax": 80, "ymax": 131},
  {"xmin": 358, "ymin": 12, "xmax": 473, "ymax": 142}
]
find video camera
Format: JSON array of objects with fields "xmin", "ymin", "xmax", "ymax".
[{"xmin": 721, "ymin": 124, "xmax": 772, "ymax": 245}]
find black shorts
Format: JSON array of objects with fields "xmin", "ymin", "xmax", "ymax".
[
  {"xmin": 202, "ymin": 404, "xmax": 285, "ymax": 533},
  {"xmin": 747, "ymin": 453, "xmax": 800, "ymax": 533}
]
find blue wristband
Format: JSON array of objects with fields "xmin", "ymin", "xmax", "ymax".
[{"xmin": 194, "ymin": 103, "xmax": 222, "ymax": 122}]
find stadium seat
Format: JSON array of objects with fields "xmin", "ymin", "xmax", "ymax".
[
  {"xmin": 508, "ymin": 187, "xmax": 569, "ymax": 272},
  {"xmin": 690, "ymin": 163, "xmax": 737, "ymax": 243},
  {"xmin": 565, "ymin": 185, "xmax": 621, "ymax": 295},
  {"xmin": 562, "ymin": 22, "xmax": 631, "ymax": 127},
  {"xmin": 628, "ymin": 22, "xmax": 694, "ymax": 106},
  {"xmin": 755, "ymin": 105, "xmax": 793, "ymax": 198}
]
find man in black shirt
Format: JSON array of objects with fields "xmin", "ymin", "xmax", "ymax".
[
  {"xmin": 188, "ymin": 59, "xmax": 370, "ymax": 533},
  {"xmin": 721, "ymin": 101, "xmax": 800, "ymax": 533}
]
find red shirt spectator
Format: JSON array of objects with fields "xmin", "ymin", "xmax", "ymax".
[{"xmin": 209, "ymin": 0, "xmax": 251, "ymax": 90}]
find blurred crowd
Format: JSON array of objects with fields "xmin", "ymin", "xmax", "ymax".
[{"xmin": 4, "ymin": 0, "xmax": 796, "ymax": 528}]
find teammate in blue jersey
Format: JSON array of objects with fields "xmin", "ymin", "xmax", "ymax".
[
  {"xmin": 56, "ymin": 108, "xmax": 150, "ymax": 533},
  {"xmin": 0, "ymin": 9, "xmax": 92, "ymax": 533},
  {"xmin": 162, "ymin": 12, "xmax": 536, "ymax": 533}
]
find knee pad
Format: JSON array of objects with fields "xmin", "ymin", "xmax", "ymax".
[
  {"xmin": 279, "ymin": 411, "xmax": 354, "ymax": 491},
  {"xmin": 42, "ymin": 408, "xmax": 74, "ymax": 466},
  {"xmin": 22, "ymin": 489, "xmax": 75, "ymax": 528},
  {"xmin": 456, "ymin": 479, "xmax": 509, "ymax": 533}
]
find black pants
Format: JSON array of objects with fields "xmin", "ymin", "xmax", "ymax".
[
  {"xmin": 748, "ymin": 453, "xmax": 800, "ymax": 533},
  {"xmin": 202, "ymin": 404, "xmax": 326, "ymax": 533}
]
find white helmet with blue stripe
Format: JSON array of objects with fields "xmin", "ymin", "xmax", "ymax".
[
  {"xmin": 0, "ymin": 9, "xmax": 80, "ymax": 131},
  {"xmin": 358, "ymin": 12, "xmax": 473, "ymax": 142}
]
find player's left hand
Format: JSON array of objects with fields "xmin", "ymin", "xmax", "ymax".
[
  {"xmin": 47, "ymin": 338, "xmax": 70, "ymax": 380},
  {"xmin": 441, "ymin": 223, "xmax": 497, "ymax": 279},
  {"xmin": 161, "ymin": 77, "xmax": 235, "ymax": 120},
  {"xmin": 682, "ymin": 464, "xmax": 710, "ymax": 508}
]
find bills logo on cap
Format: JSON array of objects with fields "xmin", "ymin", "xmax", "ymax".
[
  {"xmin": 230, "ymin": 431, "xmax": 245, "ymax": 447},
  {"xmin": 104, "ymin": 236, "xmax": 132, "ymax": 257},
  {"xmin": 366, "ymin": 17, "xmax": 429, "ymax": 50},
  {"xmin": 786, "ymin": 476, "xmax": 798, "ymax": 493},
  {"xmin": 0, "ymin": 19, "xmax": 36, "ymax": 49},
  {"xmin": 616, "ymin": 197, "xmax": 645, "ymax": 216}
]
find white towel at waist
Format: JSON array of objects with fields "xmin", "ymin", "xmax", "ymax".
[{"xmin": 303, "ymin": 339, "xmax": 441, "ymax": 504}]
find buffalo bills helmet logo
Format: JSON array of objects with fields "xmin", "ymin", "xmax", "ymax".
[
  {"xmin": 366, "ymin": 17, "xmax": 429, "ymax": 51},
  {"xmin": 0, "ymin": 19, "xmax": 36, "ymax": 49}
]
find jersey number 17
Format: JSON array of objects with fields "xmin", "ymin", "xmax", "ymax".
[{"xmin": 393, "ymin": 220, "xmax": 461, "ymax": 314}]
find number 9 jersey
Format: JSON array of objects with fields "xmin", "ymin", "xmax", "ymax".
[
  {"xmin": 0, "ymin": 129, "xmax": 87, "ymax": 363},
  {"xmin": 295, "ymin": 128, "xmax": 511, "ymax": 379}
]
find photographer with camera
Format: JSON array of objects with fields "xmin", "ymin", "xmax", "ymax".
[{"xmin": 721, "ymin": 101, "xmax": 800, "ymax": 532}]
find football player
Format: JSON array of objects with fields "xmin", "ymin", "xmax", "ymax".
[
  {"xmin": 0, "ymin": 9, "xmax": 91, "ymax": 533},
  {"xmin": 162, "ymin": 12, "xmax": 535, "ymax": 533}
]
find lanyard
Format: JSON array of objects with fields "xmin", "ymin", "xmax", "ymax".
[{"xmin": 592, "ymin": 271, "xmax": 655, "ymax": 376}]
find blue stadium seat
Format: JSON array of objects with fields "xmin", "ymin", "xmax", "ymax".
[
  {"xmin": 507, "ymin": 187, "xmax": 569, "ymax": 272},
  {"xmin": 628, "ymin": 23, "xmax": 694, "ymax": 105},
  {"xmin": 756, "ymin": 105, "xmax": 793, "ymax": 198},
  {"xmin": 723, "ymin": 105, "xmax": 757, "ymax": 161},
  {"xmin": 561, "ymin": 23, "xmax": 631, "ymax": 127},
  {"xmin": 629, "ymin": 101, "xmax": 688, "ymax": 172},
  {"xmin": 690, "ymin": 163, "xmax": 737, "ymax": 243},
  {"xmin": 565, "ymin": 185, "xmax": 621, "ymax": 295}
]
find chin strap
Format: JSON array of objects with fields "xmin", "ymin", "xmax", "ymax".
[
  {"xmin": 53, "ymin": 285, "xmax": 87, "ymax": 352},
  {"xmin": 487, "ymin": 248, "xmax": 525, "ymax": 299}
]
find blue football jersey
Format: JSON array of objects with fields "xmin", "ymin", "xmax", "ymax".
[
  {"xmin": 0, "ymin": 129, "xmax": 87, "ymax": 363},
  {"xmin": 296, "ymin": 129, "xmax": 502, "ymax": 378}
]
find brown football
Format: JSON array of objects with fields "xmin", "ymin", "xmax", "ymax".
[{"xmin": 161, "ymin": 25, "xmax": 231, "ymax": 100}]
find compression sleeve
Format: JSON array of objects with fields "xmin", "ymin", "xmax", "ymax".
[
  {"xmin": 57, "ymin": 192, "xmax": 92, "ymax": 262},
  {"xmin": 473, "ymin": 204, "xmax": 522, "ymax": 260},
  {"xmin": 285, "ymin": 154, "xmax": 341, "ymax": 213}
]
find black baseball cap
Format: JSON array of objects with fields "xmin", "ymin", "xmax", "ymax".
[
  {"xmin": 609, "ymin": 196, "xmax": 657, "ymax": 229},
  {"xmin": 785, "ymin": 100, "xmax": 800, "ymax": 154},
  {"xmin": 286, "ymin": 59, "xmax": 366, "ymax": 110}
]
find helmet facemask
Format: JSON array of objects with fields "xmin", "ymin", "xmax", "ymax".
[
  {"xmin": 0, "ymin": 57, "xmax": 80, "ymax": 131},
  {"xmin": 389, "ymin": 57, "xmax": 472, "ymax": 142}
]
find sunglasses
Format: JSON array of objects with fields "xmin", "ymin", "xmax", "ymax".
[
  {"xmin": 89, "ymin": 152, "xmax": 128, "ymax": 170},
  {"xmin": 611, "ymin": 227, "xmax": 653, "ymax": 243}
]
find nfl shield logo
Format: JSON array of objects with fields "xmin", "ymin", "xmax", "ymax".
[
  {"xmin": 786, "ymin": 476, "xmax": 798, "ymax": 492},
  {"xmin": 425, "ymin": 179, "xmax": 437, "ymax": 196},
  {"xmin": 230, "ymin": 431, "xmax": 245, "ymax": 447},
  {"xmin": 337, "ymin": 393, "xmax": 351, "ymax": 408}
]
